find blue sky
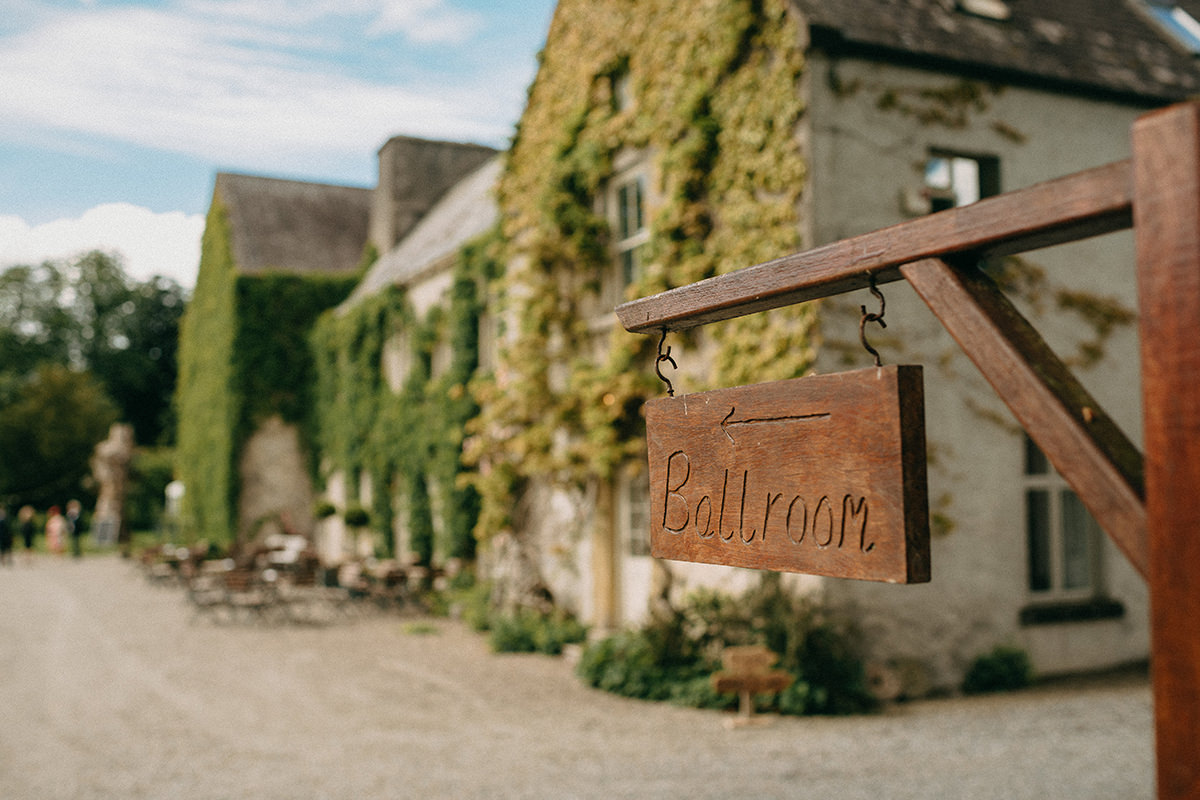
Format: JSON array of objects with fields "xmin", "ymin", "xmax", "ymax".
[{"xmin": 0, "ymin": 0, "xmax": 558, "ymax": 287}]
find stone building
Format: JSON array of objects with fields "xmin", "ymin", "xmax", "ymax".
[
  {"xmin": 316, "ymin": 156, "xmax": 502, "ymax": 565},
  {"xmin": 176, "ymin": 139, "xmax": 493, "ymax": 548},
  {"xmin": 452, "ymin": 0, "xmax": 1200, "ymax": 691},
  {"xmin": 196, "ymin": 0, "xmax": 1200, "ymax": 691}
]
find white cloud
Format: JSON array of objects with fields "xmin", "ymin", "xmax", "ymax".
[
  {"xmin": 181, "ymin": 0, "xmax": 483, "ymax": 44},
  {"xmin": 0, "ymin": 1, "xmax": 517, "ymax": 174},
  {"xmin": 367, "ymin": 0, "xmax": 482, "ymax": 43},
  {"xmin": 0, "ymin": 204, "xmax": 205, "ymax": 289},
  {"xmin": 0, "ymin": 1, "xmax": 542, "ymax": 293}
]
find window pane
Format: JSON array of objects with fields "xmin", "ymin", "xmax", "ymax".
[
  {"xmin": 1060, "ymin": 490, "xmax": 1095, "ymax": 591},
  {"xmin": 632, "ymin": 176, "xmax": 644, "ymax": 232},
  {"xmin": 617, "ymin": 177, "xmax": 645, "ymax": 240},
  {"xmin": 628, "ymin": 474, "xmax": 650, "ymax": 556},
  {"xmin": 1024, "ymin": 435, "xmax": 1049, "ymax": 476},
  {"xmin": 1027, "ymin": 489, "xmax": 1052, "ymax": 591},
  {"xmin": 925, "ymin": 157, "xmax": 951, "ymax": 190},
  {"xmin": 950, "ymin": 157, "xmax": 980, "ymax": 206},
  {"xmin": 618, "ymin": 183, "xmax": 632, "ymax": 239},
  {"xmin": 621, "ymin": 248, "xmax": 639, "ymax": 286}
]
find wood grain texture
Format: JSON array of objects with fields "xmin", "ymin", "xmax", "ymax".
[
  {"xmin": 711, "ymin": 673, "xmax": 794, "ymax": 695},
  {"xmin": 1132, "ymin": 102, "xmax": 1200, "ymax": 800},
  {"xmin": 900, "ymin": 257, "xmax": 1147, "ymax": 577},
  {"xmin": 645, "ymin": 366, "xmax": 930, "ymax": 583},
  {"xmin": 617, "ymin": 160, "xmax": 1133, "ymax": 333}
]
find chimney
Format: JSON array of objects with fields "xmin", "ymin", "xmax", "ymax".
[{"xmin": 371, "ymin": 137, "xmax": 497, "ymax": 253}]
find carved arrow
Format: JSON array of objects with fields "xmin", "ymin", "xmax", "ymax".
[{"xmin": 720, "ymin": 406, "xmax": 830, "ymax": 443}]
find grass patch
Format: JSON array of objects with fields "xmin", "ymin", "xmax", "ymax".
[{"xmin": 401, "ymin": 621, "xmax": 442, "ymax": 636}]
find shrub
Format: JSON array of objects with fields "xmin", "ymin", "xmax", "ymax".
[
  {"xmin": 126, "ymin": 447, "xmax": 176, "ymax": 531},
  {"xmin": 343, "ymin": 505, "xmax": 370, "ymax": 528},
  {"xmin": 489, "ymin": 608, "xmax": 588, "ymax": 656},
  {"xmin": 430, "ymin": 575, "xmax": 492, "ymax": 630},
  {"xmin": 962, "ymin": 646, "xmax": 1033, "ymax": 694},
  {"xmin": 576, "ymin": 576, "xmax": 877, "ymax": 716}
]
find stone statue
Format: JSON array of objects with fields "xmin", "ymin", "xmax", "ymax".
[{"xmin": 91, "ymin": 423, "xmax": 135, "ymax": 546}]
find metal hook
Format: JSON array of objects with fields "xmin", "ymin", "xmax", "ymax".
[
  {"xmin": 859, "ymin": 274, "xmax": 888, "ymax": 368},
  {"xmin": 655, "ymin": 329, "xmax": 678, "ymax": 397}
]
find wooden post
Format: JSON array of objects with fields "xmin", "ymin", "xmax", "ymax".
[
  {"xmin": 1132, "ymin": 102, "xmax": 1200, "ymax": 800},
  {"xmin": 711, "ymin": 645, "xmax": 792, "ymax": 728},
  {"xmin": 619, "ymin": 98, "xmax": 1200, "ymax": 796}
]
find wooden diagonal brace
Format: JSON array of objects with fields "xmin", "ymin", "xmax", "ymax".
[{"xmin": 900, "ymin": 257, "xmax": 1147, "ymax": 578}]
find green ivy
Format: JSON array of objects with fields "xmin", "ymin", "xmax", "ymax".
[
  {"xmin": 175, "ymin": 198, "xmax": 239, "ymax": 543},
  {"xmin": 466, "ymin": 0, "xmax": 816, "ymax": 540},
  {"xmin": 176, "ymin": 196, "xmax": 356, "ymax": 546},
  {"xmin": 234, "ymin": 273, "xmax": 359, "ymax": 447},
  {"xmin": 310, "ymin": 231, "xmax": 501, "ymax": 563}
]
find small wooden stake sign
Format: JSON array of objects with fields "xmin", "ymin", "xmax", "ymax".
[{"xmin": 645, "ymin": 365, "xmax": 930, "ymax": 583}]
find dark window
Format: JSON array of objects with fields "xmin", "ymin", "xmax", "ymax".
[{"xmin": 1022, "ymin": 436, "xmax": 1103, "ymax": 597}]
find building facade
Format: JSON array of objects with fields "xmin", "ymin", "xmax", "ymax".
[
  {"xmin": 177, "ymin": 140, "xmax": 493, "ymax": 549},
  {"xmin": 454, "ymin": 0, "xmax": 1200, "ymax": 691},
  {"xmin": 190, "ymin": 0, "xmax": 1200, "ymax": 691}
]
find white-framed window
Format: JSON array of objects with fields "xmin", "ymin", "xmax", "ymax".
[
  {"xmin": 476, "ymin": 309, "xmax": 497, "ymax": 373},
  {"xmin": 596, "ymin": 151, "xmax": 653, "ymax": 319},
  {"xmin": 381, "ymin": 330, "xmax": 411, "ymax": 394},
  {"xmin": 431, "ymin": 338, "xmax": 453, "ymax": 381},
  {"xmin": 612, "ymin": 69, "xmax": 634, "ymax": 113},
  {"xmin": 612, "ymin": 170, "xmax": 648, "ymax": 288},
  {"xmin": 1023, "ymin": 436, "xmax": 1104, "ymax": 599},
  {"xmin": 619, "ymin": 468, "xmax": 651, "ymax": 558},
  {"xmin": 924, "ymin": 151, "xmax": 1000, "ymax": 211}
]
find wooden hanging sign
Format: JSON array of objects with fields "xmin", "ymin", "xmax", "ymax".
[{"xmin": 645, "ymin": 365, "xmax": 930, "ymax": 583}]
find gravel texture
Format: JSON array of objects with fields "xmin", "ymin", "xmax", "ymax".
[{"xmin": 0, "ymin": 555, "xmax": 1154, "ymax": 799}]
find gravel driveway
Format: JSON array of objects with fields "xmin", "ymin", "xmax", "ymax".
[{"xmin": 0, "ymin": 556, "xmax": 1154, "ymax": 799}]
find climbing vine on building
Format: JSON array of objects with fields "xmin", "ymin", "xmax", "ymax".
[
  {"xmin": 465, "ymin": 0, "xmax": 816, "ymax": 539},
  {"xmin": 176, "ymin": 197, "xmax": 357, "ymax": 546},
  {"xmin": 311, "ymin": 233, "xmax": 500, "ymax": 562},
  {"xmin": 176, "ymin": 199, "xmax": 239, "ymax": 543}
]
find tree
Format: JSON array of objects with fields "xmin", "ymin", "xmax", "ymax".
[
  {"xmin": 0, "ymin": 365, "xmax": 119, "ymax": 508},
  {"xmin": 0, "ymin": 262, "xmax": 73, "ymax": 378},
  {"xmin": 85, "ymin": 273, "xmax": 185, "ymax": 446},
  {"xmin": 0, "ymin": 251, "xmax": 186, "ymax": 445}
]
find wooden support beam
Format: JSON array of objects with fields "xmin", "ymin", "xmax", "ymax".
[
  {"xmin": 617, "ymin": 160, "xmax": 1133, "ymax": 334},
  {"xmin": 1132, "ymin": 102, "xmax": 1200, "ymax": 800},
  {"xmin": 900, "ymin": 258, "xmax": 1147, "ymax": 577}
]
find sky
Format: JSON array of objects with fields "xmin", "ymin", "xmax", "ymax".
[{"xmin": 0, "ymin": 0, "xmax": 559, "ymax": 289}]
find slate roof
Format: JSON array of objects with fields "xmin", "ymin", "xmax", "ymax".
[
  {"xmin": 791, "ymin": 0, "xmax": 1200, "ymax": 103},
  {"xmin": 214, "ymin": 173, "xmax": 372, "ymax": 275},
  {"xmin": 341, "ymin": 155, "xmax": 502, "ymax": 312}
]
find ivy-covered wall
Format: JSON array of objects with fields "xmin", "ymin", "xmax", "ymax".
[
  {"xmin": 176, "ymin": 198, "xmax": 239, "ymax": 542},
  {"xmin": 176, "ymin": 194, "xmax": 357, "ymax": 546},
  {"xmin": 310, "ymin": 233, "xmax": 499, "ymax": 563},
  {"xmin": 465, "ymin": 0, "xmax": 815, "ymax": 538}
]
